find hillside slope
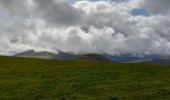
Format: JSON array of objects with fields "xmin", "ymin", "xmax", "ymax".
[{"xmin": 0, "ymin": 56, "xmax": 170, "ymax": 100}]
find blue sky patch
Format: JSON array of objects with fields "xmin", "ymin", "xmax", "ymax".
[{"xmin": 131, "ymin": 8, "xmax": 150, "ymax": 17}]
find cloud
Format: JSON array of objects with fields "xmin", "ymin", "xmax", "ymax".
[
  {"xmin": 142, "ymin": 0, "xmax": 170, "ymax": 15},
  {"xmin": 0, "ymin": 0, "xmax": 170, "ymax": 56},
  {"xmin": 32, "ymin": 0, "xmax": 85, "ymax": 27}
]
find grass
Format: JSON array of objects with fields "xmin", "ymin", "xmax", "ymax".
[{"xmin": 0, "ymin": 56, "xmax": 170, "ymax": 100}]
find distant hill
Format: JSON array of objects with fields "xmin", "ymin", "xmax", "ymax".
[
  {"xmin": 14, "ymin": 50, "xmax": 111, "ymax": 62},
  {"xmin": 54, "ymin": 51, "xmax": 76, "ymax": 59},
  {"xmin": 15, "ymin": 50, "xmax": 58, "ymax": 59},
  {"xmin": 104, "ymin": 54, "xmax": 162, "ymax": 62},
  {"xmin": 134, "ymin": 58, "xmax": 170, "ymax": 64},
  {"xmin": 103, "ymin": 54, "xmax": 170, "ymax": 64},
  {"xmin": 15, "ymin": 50, "xmax": 170, "ymax": 64},
  {"xmin": 76, "ymin": 54, "xmax": 112, "ymax": 62}
]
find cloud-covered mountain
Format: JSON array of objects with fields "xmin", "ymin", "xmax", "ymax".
[
  {"xmin": 14, "ymin": 50, "xmax": 111, "ymax": 62},
  {"xmin": 0, "ymin": 0, "xmax": 170, "ymax": 56},
  {"xmin": 15, "ymin": 50, "xmax": 58, "ymax": 59},
  {"xmin": 15, "ymin": 50, "xmax": 75, "ymax": 59}
]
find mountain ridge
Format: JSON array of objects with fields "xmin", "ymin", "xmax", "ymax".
[
  {"xmin": 14, "ymin": 50, "xmax": 170, "ymax": 64},
  {"xmin": 14, "ymin": 50, "xmax": 111, "ymax": 62}
]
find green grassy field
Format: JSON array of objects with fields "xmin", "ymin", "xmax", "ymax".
[{"xmin": 0, "ymin": 56, "xmax": 170, "ymax": 100}]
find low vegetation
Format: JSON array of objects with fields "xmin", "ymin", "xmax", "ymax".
[{"xmin": 0, "ymin": 56, "xmax": 170, "ymax": 100}]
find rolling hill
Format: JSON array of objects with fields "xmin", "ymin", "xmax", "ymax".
[
  {"xmin": 14, "ymin": 50, "xmax": 111, "ymax": 62},
  {"xmin": 14, "ymin": 50, "xmax": 170, "ymax": 64},
  {"xmin": 0, "ymin": 56, "xmax": 170, "ymax": 99}
]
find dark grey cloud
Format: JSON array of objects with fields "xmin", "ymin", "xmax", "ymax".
[
  {"xmin": 143, "ymin": 0, "xmax": 170, "ymax": 15},
  {"xmin": 0, "ymin": 0, "xmax": 30, "ymax": 18},
  {"xmin": 33, "ymin": 0, "xmax": 84, "ymax": 27}
]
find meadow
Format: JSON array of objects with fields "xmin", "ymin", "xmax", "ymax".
[{"xmin": 0, "ymin": 56, "xmax": 170, "ymax": 100}]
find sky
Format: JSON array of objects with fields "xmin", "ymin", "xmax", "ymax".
[{"xmin": 0, "ymin": 0, "xmax": 170, "ymax": 56}]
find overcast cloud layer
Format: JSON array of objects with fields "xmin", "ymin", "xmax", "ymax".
[{"xmin": 0, "ymin": 0, "xmax": 170, "ymax": 55}]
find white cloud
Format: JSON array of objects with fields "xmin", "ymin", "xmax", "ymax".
[{"xmin": 0, "ymin": 0, "xmax": 170, "ymax": 56}]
